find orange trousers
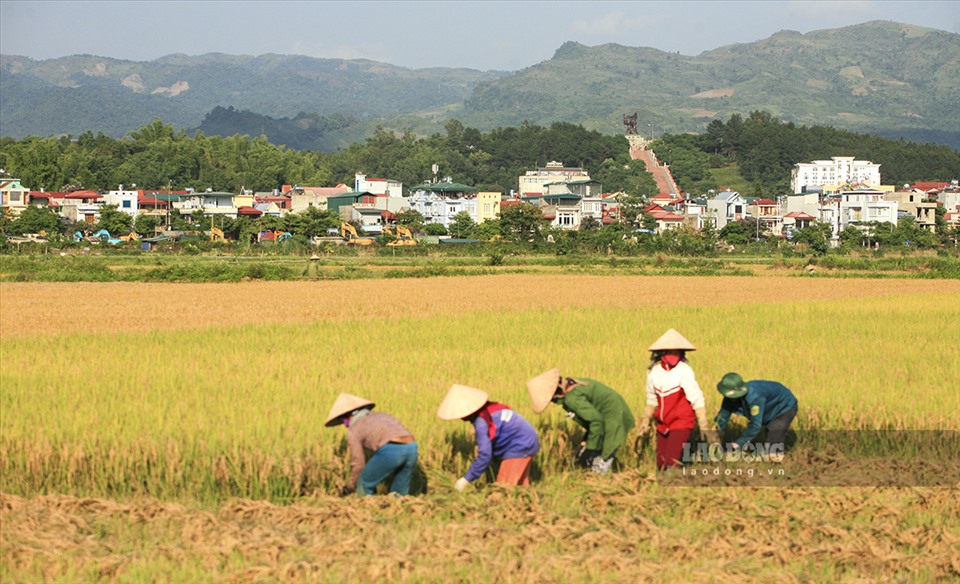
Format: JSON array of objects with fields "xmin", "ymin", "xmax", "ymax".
[{"xmin": 496, "ymin": 457, "xmax": 533, "ymax": 486}]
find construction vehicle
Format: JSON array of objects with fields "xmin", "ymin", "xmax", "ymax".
[
  {"xmin": 340, "ymin": 222, "xmax": 375, "ymax": 246},
  {"xmin": 120, "ymin": 231, "xmax": 140, "ymax": 242},
  {"xmin": 386, "ymin": 225, "xmax": 417, "ymax": 247},
  {"xmin": 209, "ymin": 227, "xmax": 225, "ymax": 241}
]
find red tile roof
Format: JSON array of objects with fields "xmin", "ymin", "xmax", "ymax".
[
  {"xmin": 138, "ymin": 196, "xmax": 168, "ymax": 207},
  {"xmin": 650, "ymin": 210, "xmax": 683, "ymax": 221},
  {"xmin": 910, "ymin": 182, "xmax": 950, "ymax": 192},
  {"xmin": 63, "ymin": 190, "xmax": 103, "ymax": 200}
]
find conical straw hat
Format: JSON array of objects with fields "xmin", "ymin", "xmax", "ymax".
[
  {"xmin": 526, "ymin": 368, "xmax": 561, "ymax": 414},
  {"xmin": 437, "ymin": 384, "xmax": 488, "ymax": 420},
  {"xmin": 325, "ymin": 393, "xmax": 375, "ymax": 427},
  {"xmin": 647, "ymin": 328, "xmax": 696, "ymax": 352}
]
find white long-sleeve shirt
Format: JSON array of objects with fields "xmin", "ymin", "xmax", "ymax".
[{"xmin": 645, "ymin": 361, "xmax": 705, "ymax": 410}]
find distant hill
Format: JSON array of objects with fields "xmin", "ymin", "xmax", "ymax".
[
  {"xmin": 0, "ymin": 52, "xmax": 503, "ymax": 142},
  {"xmin": 458, "ymin": 21, "xmax": 960, "ymax": 147},
  {"xmin": 1, "ymin": 21, "xmax": 957, "ymax": 149}
]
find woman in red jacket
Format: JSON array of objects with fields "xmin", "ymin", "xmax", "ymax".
[{"xmin": 637, "ymin": 328, "xmax": 711, "ymax": 469}]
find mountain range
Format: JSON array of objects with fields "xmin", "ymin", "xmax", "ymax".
[{"xmin": 1, "ymin": 20, "xmax": 957, "ymax": 150}]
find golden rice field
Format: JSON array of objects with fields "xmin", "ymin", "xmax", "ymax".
[{"xmin": 1, "ymin": 274, "xmax": 959, "ymax": 582}]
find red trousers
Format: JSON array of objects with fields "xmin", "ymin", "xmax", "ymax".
[
  {"xmin": 496, "ymin": 457, "xmax": 532, "ymax": 486},
  {"xmin": 657, "ymin": 428, "xmax": 692, "ymax": 470}
]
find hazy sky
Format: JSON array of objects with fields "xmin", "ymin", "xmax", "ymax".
[{"xmin": 2, "ymin": 1, "xmax": 958, "ymax": 71}]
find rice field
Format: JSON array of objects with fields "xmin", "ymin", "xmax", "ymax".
[{"xmin": 1, "ymin": 274, "xmax": 959, "ymax": 582}]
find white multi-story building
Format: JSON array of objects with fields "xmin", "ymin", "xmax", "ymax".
[
  {"xmin": 821, "ymin": 187, "xmax": 899, "ymax": 239},
  {"xmin": 706, "ymin": 191, "xmax": 746, "ymax": 230},
  {"xmin": 355, "ymin": 173, "xmax": 403, "ymax": 198},
  {"xmin": 791, "ymin": 156, "xmax": 881, "ymax": 194},
  {"xmin": 408, "ymin": 182, "xmax": 479, "ymax": 228},
  {"xmin": 518, "ymin": 161, "xmax": 591, "ymax": 198}
]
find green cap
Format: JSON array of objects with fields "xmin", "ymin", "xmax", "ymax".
[{"xmin": 717, "ymin": 372, "xmax": 748, "ymax": 398}]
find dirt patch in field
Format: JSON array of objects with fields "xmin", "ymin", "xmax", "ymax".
[{"xmin": 2, "ymin": 275, "xmax": 958, "ymax": 338}]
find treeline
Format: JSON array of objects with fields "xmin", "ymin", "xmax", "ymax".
[
  {"xmin": 1, "ymin": 112, "xmax": 957, "ymax": 199},
  {"xmin": 0, "ymin": 119, "xmax": 657, "ymax": 196},
  {"xmin": 651, "ymin": 111, "xmax": 960, "ymax": 195},
  {"xmin": 194, "ymin": 107, "xmax": 357, "ymax": 151}
]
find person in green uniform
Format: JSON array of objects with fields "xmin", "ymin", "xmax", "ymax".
[
  {"xmin": 715, "ymin": 372, "xmax": 798, "ymax": 462},
  {"xmin": 527, "ymin": 368, "xmax": 635, "ymax": 473}
]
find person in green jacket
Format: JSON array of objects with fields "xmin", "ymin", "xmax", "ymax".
[{"xmin": 527, "ymin": 368, "xmax": 635, "ymax": 474}]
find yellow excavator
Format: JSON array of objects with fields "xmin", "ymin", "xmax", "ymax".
[
  {"xmin": 340, "ymin": 222, "xmax": 375, "ymax": 246},
  {"xmin": 209, "ymin": 227, "xmax": 225, "ymax": 241},
  {"xmin": 386, "ymin": 224, "xmax": 417, "ymax": 247}
]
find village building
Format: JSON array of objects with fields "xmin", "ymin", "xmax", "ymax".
[{"xmin": 790, "ymin": 156, "xmax": 881, "ymax": 194}]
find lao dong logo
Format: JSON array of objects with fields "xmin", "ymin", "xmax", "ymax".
[{"xmin": 682, "ymin": 441, "xmax": 785, "ymax": 464}]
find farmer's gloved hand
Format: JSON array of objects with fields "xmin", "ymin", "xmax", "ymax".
[
  {"xmin": 339, "ymin": 486, "xmax": 354, "ymax": 497},
  {"xmin": 577, "ymin": 448, "xmax": 601, "ymax": 468},
  {"xmin": 454, "ymin": 477, "xmax": 470, "ymax": 492}
]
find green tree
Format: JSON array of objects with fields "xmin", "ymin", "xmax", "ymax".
[
  {"xmin": 838, "ymin": 225, "xmax": 864, "ymax": 249},
  {"xmin": 395, "ymin": 209, "xmax": 426, "ymax": 232},
  {"xmin": 498, "ymin": 202, "xmax": 547, "ymax": 243},
  {"xmin": 793, "ymin": 222, "xmax": 833, "ymax": 255},
  {"xmin": 284, "ymin": 206, "xmax": 340, "ymax": 238},
  {"xmin": 448, "ymin": 211, "xmax": 476, "ymax": 238},
  {"xmin": 579, "ymin": 216, "xmax": 600, "ymax": 233},
  {"xmin": 640, "ymin": 212, "xmax": 657, "ymax": 232},
  {"xmin": 134, "ymin": 214, "xmax": 160, "ymax": 235},
  {"xmin": 424, "ymin": 222, "xmax": 447, "ymax": 236},
  {"xmin": 473, "ymin": 219, "xmax": 501, "ymax": 241},
  {"xmin": 718, "ymin": 220, "xmax": 752, "ymax": 245},
  {"xmin": 10, "ymin": 205, "xmax": 62, "ymax": 235},
  {"xmin": 96, "ymin": 204, "xmax": 133, "ymax": 236}
]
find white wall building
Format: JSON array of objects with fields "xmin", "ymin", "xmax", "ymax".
[
  {"xmin": 103, "ymin": 186, "xmax": 140, "ymax": 218},
  {"xmin": 827, "ymin": 187, "xmax": 899, "ymax": 239},
  {"xmin": 706, "ymin": 191, "xmax": 746, "ymax": 230},
  {"xmin": 408, "ymin": 182, "xmax": 478, "ymax": 228},
  {"xmin": 791, "ymin": 156, "xmax": 881, "ymax": 194},
  {"xmin": 355, "ymin": 173, "xmax": 403, "ymax": 198},
  {"xmin": 518, "ymin": 161, "xmax": 591, "ymax": 198},
  {"xmin": 784, "ymin": 192, "xmax": 822, "ymax": 217}
]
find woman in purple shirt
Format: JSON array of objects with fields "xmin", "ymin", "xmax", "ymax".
[{"xmin": 438, "ymin": 384, "xmax": 540, "ymax": 491}]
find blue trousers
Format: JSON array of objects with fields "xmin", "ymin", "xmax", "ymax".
[{"xmin": 359, "ymin": 442, "xmax": 418, "ymax": 496}]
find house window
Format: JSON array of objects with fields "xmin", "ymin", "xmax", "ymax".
[{"xmin": 122, "ymin": 200, "xmax": 131, "ymax": 208}]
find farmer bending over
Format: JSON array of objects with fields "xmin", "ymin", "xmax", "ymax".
[
  {"xmin": 527, "ymin": 368, "xmax": 635, "ymax": 474},
  {"xmin": 438, "ymin": 384, "xmax": 540, "ymax": 491},
  {"xmin": 325, "ymin": 393, "xmax": 418, "ymax": 496},
  {"xmin": 715, "ymin": 372, "xmax": 798, "ymax": 462}
]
